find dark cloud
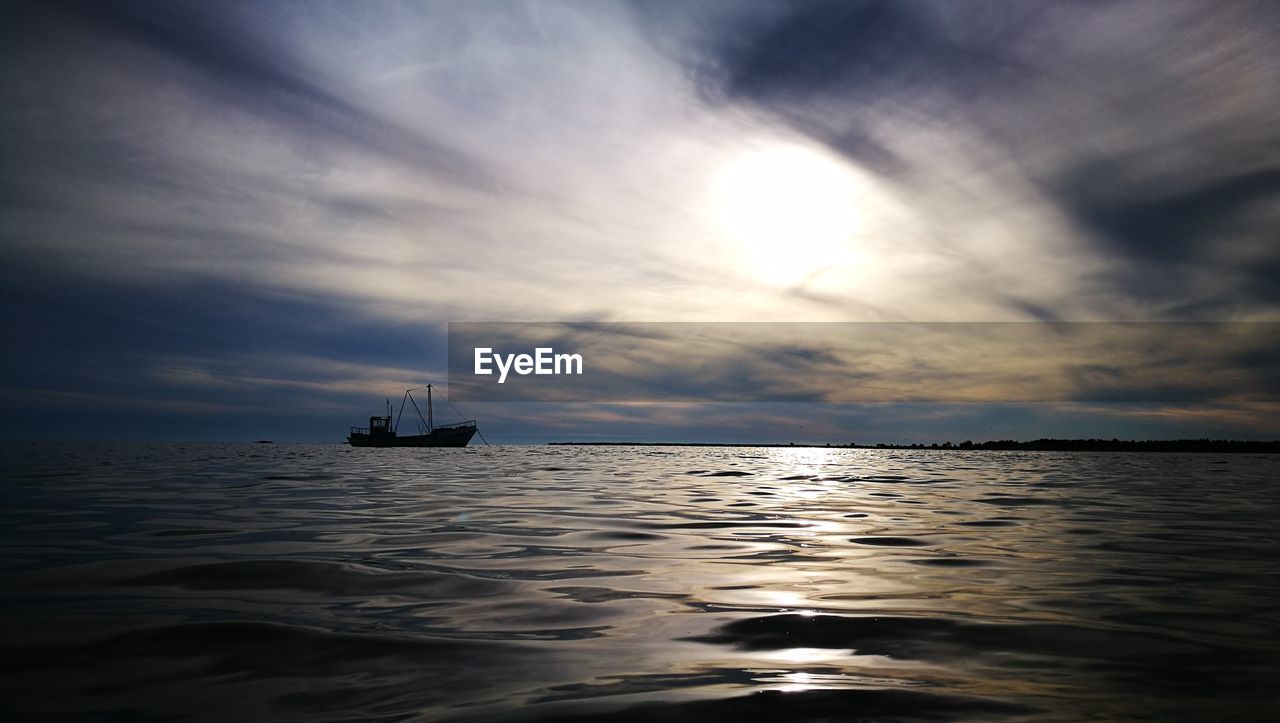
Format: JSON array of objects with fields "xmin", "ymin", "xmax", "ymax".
[
  {"xmin": 671, "ymin": 0, "xmax": 1047, "ymax": 177},
  {"xmin": 1057, "ymin": 162, "xmax": 1280, "ymax": 307},
  {"xmin": 1061, "ymin": 165, "xmax": 1280, "ymax": 264},
  {"xmin": 446, "ymin": 322, "xmax": 1280, "ymax": 406},
  {"xmin": 709, "ymin": 1, "xmax": 1038, "ymax": 105},
  {"xmin": 0, "ymin": 258, "xmax": 446, "ymax": 437},
  {"xmin": 2, "ymin": 270, "xmax": 437, "ymax": 370},
  {"xmin": 2, "ymin": 0, "xmax": 493, "ymax": 187}
]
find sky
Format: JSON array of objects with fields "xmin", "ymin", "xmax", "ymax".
[{"xmin": 1, "ymin": 0, "xmax": 1278, "ymax": 443}]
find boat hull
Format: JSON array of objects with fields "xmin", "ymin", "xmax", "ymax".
[{"xmin": 347, "ymin": 425, "xmax": 477, "ymax": 447}]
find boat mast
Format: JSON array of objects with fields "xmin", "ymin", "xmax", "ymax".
[{"xmin": 427, "ymin": 384, "xmax": 433, "ymax": 432}]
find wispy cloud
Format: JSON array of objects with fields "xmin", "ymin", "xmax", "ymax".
[{"xmin": 666, "ymin": 0, "xmax": 1280, "ymax": 319}]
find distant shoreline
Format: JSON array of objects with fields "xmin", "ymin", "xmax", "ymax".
[{"xmin": 549, "ymin": 439, "xmax": 1280, "ymax": 453}]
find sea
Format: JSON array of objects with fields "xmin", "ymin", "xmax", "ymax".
[{"xmin": 1, "ymin": 443, "xmax": 1277, "ymax": 721}]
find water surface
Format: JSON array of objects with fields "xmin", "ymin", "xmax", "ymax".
[{"xmin": 2, "ymin": 443, "xmax": 1277, "ymax": 720}]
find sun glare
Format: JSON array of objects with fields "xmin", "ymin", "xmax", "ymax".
[{"xmin": 716, "ymin": 145, "xmax": 862, "ymax": 287}]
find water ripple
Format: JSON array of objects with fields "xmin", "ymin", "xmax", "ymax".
[{"xmin": 0, "ymin": 443, "xmax": 1277, "ymax": 720}]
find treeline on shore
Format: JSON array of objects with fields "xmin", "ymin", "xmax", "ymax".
[
  {"xmin": 887, "ymin": 438, "xmax": 1280, "ymax": 452},
  {"xmin": 551, "ymin": 439, "xmax": 1280, "ymax": 452}
]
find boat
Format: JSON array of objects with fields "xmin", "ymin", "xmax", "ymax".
[{"xmin": 347, "ymin": 385, "xmax": 478, "ymax": 447}]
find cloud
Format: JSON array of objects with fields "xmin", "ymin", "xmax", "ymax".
[
  {"xmin": 3, "ymin": 1, "xmax": 799, "ymax": 322},
  {"xmin": 469, "ymin": 400, "xmax": 1280, "ymax": 444},
  {"xmin": 671, "ymin": 0, "xmax": 1280, "ymax": 319},
  {"xmin": 0, "ymin": 262, "xmax": 443, "ymax": 437},
  {"xmin": 1, "ymin": 1, "xmax": 1276, "ymax": 440},
  {"xmin": 447, "ymin": 321, "xmax": 1280, "ymax": 406}
]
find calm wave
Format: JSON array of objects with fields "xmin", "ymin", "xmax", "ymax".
[{"xmin": 1, "ymin": 443, "xmax": 1277, "ymax": 720}]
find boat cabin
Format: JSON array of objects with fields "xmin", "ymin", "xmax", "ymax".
[{"xmin": 352, "ymin": 415, "xmax": 395, "ymax": 439}]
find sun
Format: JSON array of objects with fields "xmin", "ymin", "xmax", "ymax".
[{"xmin": 716, "ymin": 144, "xmax": 861, "ymax": 287}]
